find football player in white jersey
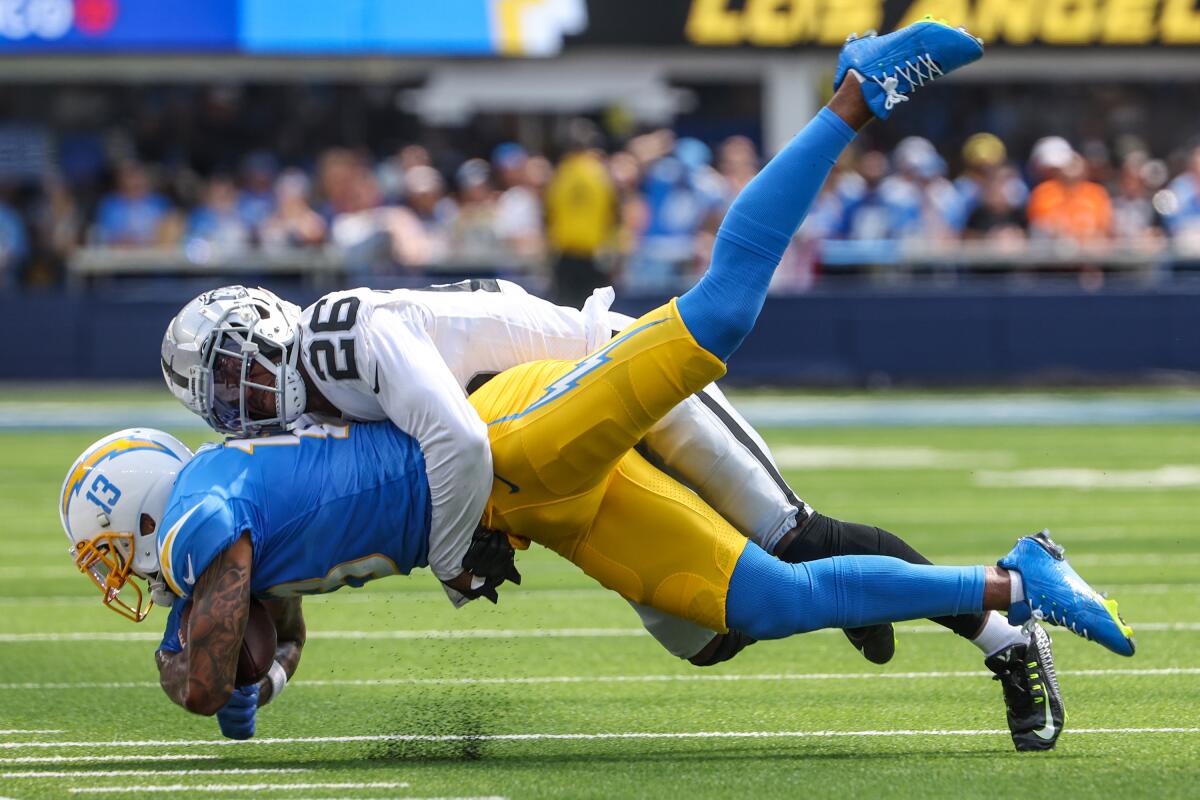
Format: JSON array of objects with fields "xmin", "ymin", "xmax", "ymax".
[
  {"xmin": 154, "ymin": 21, "xmax": 1076, "ymax": 747},
  {"xmin": 161, "ymin": 280, "xmax": 796, "ymax": 664},
  {"xmin": 160, "ymin": 282, "xmax": 1041, "ymax": 686}
]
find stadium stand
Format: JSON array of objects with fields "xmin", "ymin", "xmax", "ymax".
[{"xmin": 0, "ymin": 83, "xmax": 1199, "ymax": 296}]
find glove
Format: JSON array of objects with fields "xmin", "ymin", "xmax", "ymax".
[
  {"xmin": 216, "ymin": 684, "xmax": 259, "ymax": 740},
  {"xmin": 451, "ymin": 525, "xmax": 522, "ymax": 604},
  {"xmin": 462, "ymin": 525, "xmax": 522, "ymax": 585}
]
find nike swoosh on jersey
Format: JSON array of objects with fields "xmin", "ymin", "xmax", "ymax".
[
  {"xmin": 184, "ymin": 554, "xmax": 196, "ymax": 586},
  {"xmin": 372, "ymin": 363, "xmax": 381, "ymax": 394},
  {"xmin": 160, "ymin": 503, "xmax": 203, "ymax": 596}
]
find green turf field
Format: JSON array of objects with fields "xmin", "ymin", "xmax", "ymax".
[{"xmin": 1, "ymin": 402, "xmax": 1198, "ymax": 799}]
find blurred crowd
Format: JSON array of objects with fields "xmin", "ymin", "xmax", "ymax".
[{"xmin": 3, "ymin": 117, "xmax": 1200, "ymax": 300}]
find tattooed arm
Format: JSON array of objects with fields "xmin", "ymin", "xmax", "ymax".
[
  {"xmin": 155, "ymin": 532, "xmax": 253, "ymax": 716},
  {"xmin": 155, "ymin": 648, "xmax": 188, "ymax": 710},
  {"xmin": 255, "ymin": 597, "xmax": 306, "ymax": 705}
]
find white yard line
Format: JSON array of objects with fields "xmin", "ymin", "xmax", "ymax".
[
  {"xmin": 975, "ymin": 465, "xmax": 1200, "ymax": 490},
  {"xmin": 0, "ymin": 681, "xmax": 156, "ymax": 689},
  {"xmin": 4, "ymin": 767, "xmax": 308, "ymax": 779},
  {"xmin": 1103, "ymin": 583, "xmax": 1200, "ymax": 594},
  {"xmin": 0, "ymin": 588, "xmax": 623, "ymax": 606},
  {"xmin": 5, "ymin": 729, "xmax": 1196, "ymax": 755},
  {"xmin": 274, "ymin": 666, "xmax": 1200, "ymax": 685},
  {"xmin": 70, "ymin": 783, "xmax": 410, "ymax": 795},
  {"xmin": 771, "ymin": 445, "xmax": 1015, "ymax": 470},
  {"xmin": 2, "ymin": 620, "xmax": 1197, "ymax": 644},
  {"xmin": 0, "ymin": 755, "xmax": 220, "ymax": 764},
  {"xmin": 0, "ymin": 686, "xmax": 162, "ymax": 690},
  {"xmin": 0, "ymin": 628, "xmax": 648, "ymax": 642},
  {"xmin": 1, "ymin": 666, "xmax": 1196, "ymax": 693},
  {"xmin": 0, "ymin": 730, "xmax": 62, "ymax": 734},
  {"xmin": 0, "ymin": 567, "xmax": 85, "ymax": 579},
  {"xmin": 935, "ymin": 553, "xmax": 1200, "ymax": 566},
  {"xmin": 0, "ymin": 597, "xmax": 95, "ymax": 606}
]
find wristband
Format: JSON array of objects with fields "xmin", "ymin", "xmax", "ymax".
[{"xmin": 264, "ymin": 660, "xmax": 288, "ymax": 704}]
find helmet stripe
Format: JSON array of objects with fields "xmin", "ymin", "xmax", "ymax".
[
  {"xmin": 61, "ymin": 438, "xmax": 183, "ymax": 518},
  {"xmin": 161, "ymin": 357, "xmax": 189, "ymax": 389}
]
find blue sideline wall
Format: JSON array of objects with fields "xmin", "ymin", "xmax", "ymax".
[{"xmin": 2, "ymin": 289, "xmax": 1197, "ymax": 384}]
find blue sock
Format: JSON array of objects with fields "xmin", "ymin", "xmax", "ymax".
[
  {"xmin": 677, "ymin": 108, "xmax": 856, "ymax": 361},
  {"xmin": 726, "ymin": 541, "xmax": 985, "ymax": 640}
]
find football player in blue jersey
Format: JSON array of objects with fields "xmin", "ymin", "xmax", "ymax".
[
  {"xmin": 63, "ymin": 21, "xmax": 1133, "ymax": 750},
  {"xmin": 158, "ymin": 285, "xmax": 1065, "ymax": 738},
  {"xmin": 158, "ymin": 75, "xmax": 1063, "ymax": 754},
  {"xmin": 60, "ymin": 423, "xmax": 446, "ymax": 740}
]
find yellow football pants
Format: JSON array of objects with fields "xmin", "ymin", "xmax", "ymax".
[{"xmin": 468, "ymin": 300, "xmax": 750, "ymax": 632}]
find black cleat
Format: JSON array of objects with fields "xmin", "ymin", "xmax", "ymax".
[
  {"xmin": 844, "ymin": 624, "xmax": 896, "ymax": 665},
  {"xmin": 688, "ymin": 630, "xmax": 757, "ymax": 667},
  {"xmin": 985, "ymin": 623, "xmax": 1065, "ymax": 751}
]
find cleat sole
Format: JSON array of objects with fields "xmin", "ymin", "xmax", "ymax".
[{"xmin": 1103, "ymin": 596, "xmax": 1136, "ymax": 654}]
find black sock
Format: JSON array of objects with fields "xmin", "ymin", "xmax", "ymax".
[{"xmin": 779, "ymin": 513, "xmax": 986, "ymax": 639}]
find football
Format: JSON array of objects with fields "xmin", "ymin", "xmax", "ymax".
[{"xmin": 178, "ymin": 597, "xmax": 277, "ymax": 685}]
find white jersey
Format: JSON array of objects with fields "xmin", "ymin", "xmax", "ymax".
[
  {"xmin": 298, "ymin": 278, "xmax": 809, "ymax": 659},
  {"xmin": 297, "ymin": 279, "xmax": 614, "ymax": 596}
]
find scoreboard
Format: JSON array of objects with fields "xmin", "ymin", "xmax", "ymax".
[
  {"xmin": 0, "ymin": 0, "xmax": 582, "ymax": 55},
  {"xmin": 570, "ymin": 0, "xmax": 1200, "ymax": 48},
  {"xmin": 1, "ymin": 0, "xmax": 1196, "ymax": 55}
]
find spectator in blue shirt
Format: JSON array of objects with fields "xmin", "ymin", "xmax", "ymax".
[
  {"xmin": 187, "ymin": 175, "xmax": 252, "ymax": 253},
  {"xmin": 886, "ymin": 136, "xmax": 964, "ymax": 241},
  {"xmin": 628, "ymin": 138, "xmax": 725, "ymax": 291},
  {"xmin": 238, "ymin": 152, "xmax": 277, "ymax": 231},
  {"xmin": 92, "ymin": 161, "xmax": 173, "ymax": 247},
  {"xmin": 1161, "ymin": 146, "xmax": 1200, "ymax": 245},
  {"xmin": 836, "ymin": 150, "xmax": 921, "ymax": 241}
]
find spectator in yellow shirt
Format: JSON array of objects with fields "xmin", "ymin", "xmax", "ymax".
[{"xmin": 545, "ymin": 119, "xmax": 618, "ymax": 307}]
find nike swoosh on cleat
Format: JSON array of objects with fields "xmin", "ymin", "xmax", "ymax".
[{"xmin": 1032, "ymin": 703, "xmax": 1056, "ymax": 740}]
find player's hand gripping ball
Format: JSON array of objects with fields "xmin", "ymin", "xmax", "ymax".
[{"xmin": 179, "ymin": 596, "xmax": 278, "ymax": 684}]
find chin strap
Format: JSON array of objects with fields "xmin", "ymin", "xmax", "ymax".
[
  {"xmin": 280, "ymin": 361, "xmax": 308, "ymax": 426},
  {"xmin": 148, "ymin": 576, "xmax": 176, "ymax": 609}
]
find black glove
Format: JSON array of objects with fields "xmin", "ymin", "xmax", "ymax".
[{"xmin": 454, "ymin": 525, "xmax": 522, "ymax": 604}]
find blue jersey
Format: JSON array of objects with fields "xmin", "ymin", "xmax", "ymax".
[{"xmin": 155, "ymin": 423, "xmax": 431, "ymax": 650}]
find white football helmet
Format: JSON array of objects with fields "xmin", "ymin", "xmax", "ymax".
[
  {"xmin": 59, "ymin": 429, "xmax": 194, "ymax": 622},
  {"xmin": 161, "ymin": 285, "xmax": 306, "ymax": 436}
]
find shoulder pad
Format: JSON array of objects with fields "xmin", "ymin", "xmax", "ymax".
[{"xmin": 158, "ymin": 494, "xmax": 240, "ymax": 600}]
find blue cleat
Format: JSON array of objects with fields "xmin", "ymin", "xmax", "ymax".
[
  {"xmin": 834, "ymin": 17, "xmax": 984, "ymax": 120},
  {"xmin": 999, "ymin": 530, "xmax": 1136, "ymax": 657}
]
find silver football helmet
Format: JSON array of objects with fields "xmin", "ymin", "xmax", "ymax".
[{"xmin": 161, "ymin": 286, "xmax": 306, "ymax": 436}]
